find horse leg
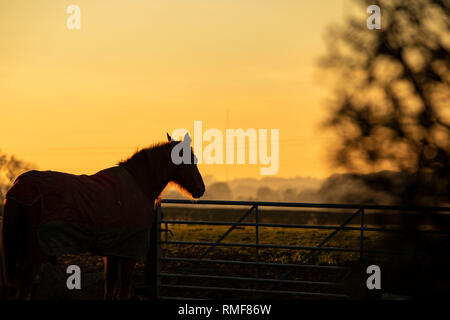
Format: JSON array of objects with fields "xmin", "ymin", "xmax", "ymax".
[
  {"xmin": 1, "ymin": 198, "xmax": 22, "ymax": 299},
  {"xmin": 104, "ymin": 256, "xmax": 120, "ymax": 300},
  {"xmin": 117, "ymin": 258, "xmax": 136, "ymax": 300},
  {"xmin": 2, "ymin": 199, "xmax": 46, "ymax": 300},
  {"xmin": 16, "ymin": 236, "xmax": 46, "ymax": 299},
  {"xmin": 0, "ymin": 244, "xmax": 5, "ymax": 300},
  {"xmin": 17, "ymin": 200, "xmax": 46, "ymax": 300}
]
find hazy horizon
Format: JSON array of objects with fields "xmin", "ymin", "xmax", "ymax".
[{"xmin": 1, "ymin": 0, "xmax": 359, "ymax": 181}]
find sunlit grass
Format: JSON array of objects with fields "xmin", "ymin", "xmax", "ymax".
[{"xmin": 161, "ymin": 224, "xmax": 387, "ymax": 266}]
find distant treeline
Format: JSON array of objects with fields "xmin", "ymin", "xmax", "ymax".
[{"xmin": 163, "ymin": 170, "xmax": 450, "ymax": 207}]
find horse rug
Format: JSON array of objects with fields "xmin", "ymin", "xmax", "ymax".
[{"xmin": 5, "ymin": 166, "xmax": 154, "ymax": 259}]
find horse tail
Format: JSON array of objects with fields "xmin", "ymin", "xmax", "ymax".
[
  {"xmin": 1, "ymin": 198, "xmax": 26, "ymax": 288},
  {"xmin": 0, "ymin": 201, "xmax": 5, "ymax": 299}
]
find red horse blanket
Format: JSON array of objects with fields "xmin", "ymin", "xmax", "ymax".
[{"xmin": 6, "ymin": 166, "xmax": 154, "ymax": 259}]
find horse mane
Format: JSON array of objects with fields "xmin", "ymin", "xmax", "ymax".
[
  {"xmin": 117, "ymin": 139, "xmax": 198, "ymax": 204},
  {"xmin": 118, "ymin": 141, "xmax": 177, "ymax": 166}
]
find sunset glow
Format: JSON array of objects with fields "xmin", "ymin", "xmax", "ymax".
[{"xmin": 1, "ymin": 0, "xmax": 352, "ymax": 180}]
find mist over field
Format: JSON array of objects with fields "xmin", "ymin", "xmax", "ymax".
[{"xmin": 163, "ymin": 171, "xmax": 449, "ymax": 207}]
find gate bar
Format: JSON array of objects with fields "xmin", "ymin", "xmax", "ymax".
[
  {"xmin": 159, "ymin": 272, "xmax": 344, "ymax": 287},
  {"xmin": 161, "ymin": 240, "xmax": 361, "ymax": 252},
  {"xmin": 160, "ymin": 220, "xmax": 450, "ymax": 234},
  {"xmin": 160, "ymin": 257, "xmax": 351, "ymax": 270},
  {"xmin": 161, "ymin": 199, "xmax": 450, "ymax": 212},
  {"xmin": 159, "ymin": 284, "xmax": 347, "ymax": 298}
]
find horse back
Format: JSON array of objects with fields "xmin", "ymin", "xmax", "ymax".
[{"xmin": 4, "ymin": 167, "xmax": 154, "ymax": 259}]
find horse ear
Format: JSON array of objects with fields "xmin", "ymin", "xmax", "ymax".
[
  {"xmin": 183, "ymin": 132, "xmax": 192, "ymax": 144},
  {"xmin": 167, "ymin": 133, "xmax": 173, "ymax": 141}
]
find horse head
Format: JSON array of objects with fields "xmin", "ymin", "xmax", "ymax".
[{"xmin": 167, "ymin": 132, "xmax": 205, "ymax": 199}]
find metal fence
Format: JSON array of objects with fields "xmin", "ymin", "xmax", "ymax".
[{"xmin": 143, "ymin": 199, "xmax": 450, "ymax": 300}]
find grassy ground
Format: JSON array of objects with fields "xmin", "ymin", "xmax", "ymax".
[{"xmin": 161, "ymin": 224, "xmax": 385, "ymax": 264}]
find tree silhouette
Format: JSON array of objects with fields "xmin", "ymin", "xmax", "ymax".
[
  {"xmin": 0, "ymin": 151, "xmax": 33, "ymax": 205},
  {"xmin": 203, "ymin": 182, "xmax": 233, "ymax": 200},
  {"xmin": 320, "ymin": 0, "xmax": 449, "ymax": 205},
  {"xmin": 320, "ymin": 2, "xmax": 450, "ymax": 298},
  {"xmin": 256, "ymin": 186, "xmax": 280, "ymax": 201}
]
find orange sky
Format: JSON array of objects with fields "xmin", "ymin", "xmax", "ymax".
[{"xmin": 0, "ymin": 0, "xmax": 355, "ymax": 180}]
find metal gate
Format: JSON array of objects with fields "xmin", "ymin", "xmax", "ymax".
[{"xmin": 143, "ymin": 200, "xmax": 450, "ymax": 300}]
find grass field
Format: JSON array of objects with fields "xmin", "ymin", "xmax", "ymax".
[{"xmin": 161, "ymin": 223, "xmax": 385, "ymax": 265}]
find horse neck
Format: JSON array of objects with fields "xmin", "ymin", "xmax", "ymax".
[{"xmin": 122, "ymin": 149, "xmax": 172, "ymax": 204}]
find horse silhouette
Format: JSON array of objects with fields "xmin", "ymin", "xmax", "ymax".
[{"xmin": 0, "ymin": 133, "xmax": 205, "ymax": 299}]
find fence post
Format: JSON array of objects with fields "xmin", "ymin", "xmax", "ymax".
[
  {"xmin": 146, "ymin": 203, "xmax": 161, "ymax": 299},
  {"xmin": 255, "ymin": 205, "xmax": 259, "ymax": 279}
]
